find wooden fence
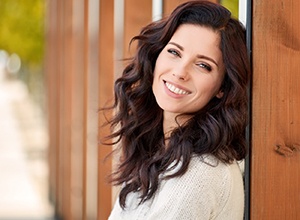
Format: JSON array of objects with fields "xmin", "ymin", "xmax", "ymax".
[{"xmin": 45, "ymin": 0, "xmax": 300, "ymax": 219}]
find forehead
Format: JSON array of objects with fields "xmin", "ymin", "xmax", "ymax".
[
  {"xmin": 169, "ymin": 24, "xmax": 223, "ymax": 62},
  {"xmin": 170, "ymin": 24, "xmax": 220, "ymax": 47}
]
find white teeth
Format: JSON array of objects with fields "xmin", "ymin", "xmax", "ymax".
[{"xmin": 165, "ymin": 82, "xmax": 189, "ymax": 95}]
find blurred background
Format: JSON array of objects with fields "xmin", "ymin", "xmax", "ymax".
[
  {"xmin": 0, "ymin": 0, "xmax": 239, "ymax": 219},
  {"xmin": 0, "ymin": 0, "xmax": 54, "ymax": 219}
]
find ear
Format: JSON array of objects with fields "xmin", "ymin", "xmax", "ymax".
[{"xmin": 216, "ymin": 90, "xmax": 224, "ymax": 99}]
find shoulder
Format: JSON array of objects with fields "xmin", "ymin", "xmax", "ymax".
[
  {"xmin": 159, "ymin": 155, "xmax": 234, "ymax": 204},
  {"xmin": 177, "ymin": 154, "xmax": 241, "ymax": 185},
  {"xmin": 188, "ymin": 154, "xmax": 244, "ymax": 198},
  {"xmin": 188, "ymin": 154, "xmax": 244, "ymax": 219},
  {"xmin": 152, "ymin": 154, "xmax": 244, "ymax": 219}
]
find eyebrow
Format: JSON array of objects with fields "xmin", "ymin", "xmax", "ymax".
[{"xmin": 168, "ymin": 41, "xmax": 219, "ymax": 67}]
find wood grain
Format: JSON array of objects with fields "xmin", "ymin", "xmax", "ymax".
[{"xmin": 251, "ymin": 0, "xmax": 300, "ymax": 219}]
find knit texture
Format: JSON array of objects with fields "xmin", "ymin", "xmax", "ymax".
[{"xmin": 108, "ymin": 155, "xmax": 244, "ymax": 220}]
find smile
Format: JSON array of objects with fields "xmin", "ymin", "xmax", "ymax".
[{"xmin": 165, "ymin": 81, "xmax": 190, "ymax": 95}]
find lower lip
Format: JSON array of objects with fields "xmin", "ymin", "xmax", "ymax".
[{"xmin": 163, "ymin": 81, "xmax": 188, "ymax": 98}]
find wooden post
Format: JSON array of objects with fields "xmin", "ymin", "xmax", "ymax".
[
  {"xmin": 83, "ymin": 0, "xmax": 99, "ymax": 219},
  {"xmin": 97, "ymin": 0, "xmax": 114, "ymax": 219},
  {"xmin": 70, "ymin": 0, "xmax": 85, "ymax": 219},
  {"xmin": 251, "ymin": 0, "xmax": 300, "ymax": 219},
  {"xmin": 123, "ymin": 0, "xmax": 152, "ymax": 58},
  {"xmin": 163, "ymin": 0, "xmax": 218, "ymax": 16}
]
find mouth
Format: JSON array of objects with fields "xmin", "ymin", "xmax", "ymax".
[{"xmin": 164, "ymin": 81, "xmax": 191, "ymax": 95}]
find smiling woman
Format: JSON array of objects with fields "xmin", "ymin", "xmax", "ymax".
[{"xmin": 103, "ymin": 1, "xmax": 250, "ymax": 219}]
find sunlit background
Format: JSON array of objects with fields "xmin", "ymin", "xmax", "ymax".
[
  {"xmin": 0, "ymin": 0, "xmax": 54, "ymax": 219},
  {"xmin": 0, "ymin": 0, "xmax": 239, "ymax": 219}
]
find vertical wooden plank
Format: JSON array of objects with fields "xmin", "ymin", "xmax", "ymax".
[
  {"xmin": 123, "ymin": 0, "xmax": 152, "ymax": 58},
  {"xmin": 82, "ymin": 1, "xmax": 89, "ymax": 219},
  {"xmin": 251, "ymin": 0, "xmax": 300, "ymax": 219},
  {"xmin": 163, "ymin": 0, "xmax": 218, "ymax": 16},
  {"xmin": 83, "ymin": 0, "xmax": 99, "ymax": 219},
  {"xmin": 57, "ymin": 0, "xmax": 73, "ymax": 218},
  {"xmin": 98, "ymin": 0, "xmax": 114, "ymax": 219},
  {"xmin": 163, "ymin": 0, "xmax": 192, "ymax": 15},
  {"xmin": 70, "ymin": 0, "xmax": 85, "ymax": 219}
]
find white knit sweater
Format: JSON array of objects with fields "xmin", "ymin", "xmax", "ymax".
[{"xmin": 108, "ymin": 155, "xmax": 244, "ymax": 220}]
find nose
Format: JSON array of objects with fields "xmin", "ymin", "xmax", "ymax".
[
  {"xmin": 172, "ymin": 66, "xmax": 189, "ymax": 80},
  {"xmin": 172, "ymin": 63, "xmax": 190, "ymax": 80}
]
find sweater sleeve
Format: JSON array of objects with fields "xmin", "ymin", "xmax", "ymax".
[{"xmin": 146, "ymin": 156, "xmax": 236, "ymax": 220}]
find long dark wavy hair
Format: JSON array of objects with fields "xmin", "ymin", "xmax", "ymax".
[{"xmin": 103, "ymin": 0, "xmax": 250, "ymax": 208}]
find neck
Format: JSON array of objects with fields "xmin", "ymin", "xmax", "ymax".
[{"xmin": 163, "ymin": 112, "xmax": 191, "ymax": 139}]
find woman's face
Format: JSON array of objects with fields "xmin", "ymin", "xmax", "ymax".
[{"xmin": 152, "ymin": 24, "xmax": 225, "ymax": 120}]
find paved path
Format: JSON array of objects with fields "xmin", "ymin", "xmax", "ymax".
[{"xmin": 0, "ymin": 76, "xmax": 54, "ymax": 219}]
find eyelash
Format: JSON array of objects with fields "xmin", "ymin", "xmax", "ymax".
[
  {"xmin": 167, "ymin": 48, "xmax": 212, "ymax": 72},
  {"xmin": 198, "ymin": 63, "xmax": 212, "ymax": 72},
  {"xmin": 167, "ymin": 49, "xmax": 181, "ymax": 58}
]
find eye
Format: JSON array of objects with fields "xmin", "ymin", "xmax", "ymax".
[
  {"xmin": 167, "ymin": 49, "xmax": 181, "ymax": 58},
  {"xmin": 197, "ymin": 63, "xmax": 212, "ymax": 72}
]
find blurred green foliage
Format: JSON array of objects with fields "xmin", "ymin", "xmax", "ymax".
[
  {"xmin": 220, "ymin": 0, "xmax": 239, "ymax": 19},
  {"xmin": 0, "ymin": 0, "xmax": 45, "ymax": 68}
]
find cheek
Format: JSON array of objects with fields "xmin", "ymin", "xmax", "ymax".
[
  {"xmin": 153, "ymin": 58, "xmax": 162, "ymax": 74},
  {"xmin": 152, "ymin": 67, "xmax": 159, "ymax": 86},
  {"xmin": 152, "ymin": 67, "xmax": 160, "ymax": 93},
  {"xmin": 194, "ymin": 77, "xmax": 223, "ymax": 99},
  {"xmin": 152, "ymin": 59, "xmax": 164, "ymax": 84},
  {"xmin": 153, "ymin": 51, "xmax": 170, "ymax": 75}
]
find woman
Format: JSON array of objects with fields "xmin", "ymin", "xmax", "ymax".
[{"xmin": 105, "ymin": 1, "xmax": 250, "ymax": 219}]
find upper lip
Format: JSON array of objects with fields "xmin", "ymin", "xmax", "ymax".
[{"xmin": 163, "ymin": 80, "xmax": 191, "ymax": 94}]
